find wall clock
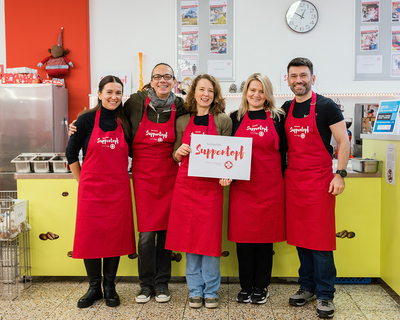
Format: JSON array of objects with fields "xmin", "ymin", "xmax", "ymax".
[{"xmin": 286, "ymin": 1, "xmax": 318, "ymax": 33}]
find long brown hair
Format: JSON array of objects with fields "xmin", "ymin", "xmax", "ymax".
[
  {"xmin": 79, "ymin": 75, "xmax": 131, "ymax": 139},
  {"xmin": 184, "ymin": 74, "xmax": 225, "ymax": 115}
]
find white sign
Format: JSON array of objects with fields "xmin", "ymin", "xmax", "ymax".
[
  {"xmin": 188, "ymin": 134, "xmax": 252, "ymax": 180},
  {"xmin": 97, "ymin": 71, "xmax": 132, "ymax": 95},
  {"xmin": 356, "ymin": 55, "xmax": 383, "ymax": 74},
  {"xmin": 12, "ymin": 201, "xmax": 26, "ymax": 225},
  {"xmin": 386, "ymin": 143, "xmax": 396, "ymax": 185},
  {"xmin": 207, "ymin": 60, "xmax": 232, "ymax": 78}
]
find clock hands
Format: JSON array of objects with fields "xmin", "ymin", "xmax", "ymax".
[{"xmin": 295, "ymin": 9, "xmax": 306, "ymax": 19}]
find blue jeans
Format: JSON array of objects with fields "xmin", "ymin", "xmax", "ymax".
[
  {"xmin": 297, "ymin": 247, "xmax": 336, "ymax": 300},
  {"xmin": 138, "ymin": 231, "xmax": 171, "ymax": 291},
  {"xmin": 186, "ymin": 253, "xmax": 220, "ymax": 299}
]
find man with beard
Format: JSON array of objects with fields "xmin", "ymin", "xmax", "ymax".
[{"xmin": 282, "ymin": 57, "xmax": 349, "ymax": 319}]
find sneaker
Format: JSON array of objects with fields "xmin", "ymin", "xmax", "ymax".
[
  {"xmin": 289, "ymin": 288, "xmax": 316, "ymax": 306},
  {"xmin": 155, "ymin": 287, "xmax": 171, "ymax": 303},
  {"xmin": 189, "ymin": 296, "xmax": 203, "ymax": 308},
  {"xmin": 135, "ymin": 287, "xmax": 152, "ymax": 303},
  {"xmin": 236, "ymin": 290, "xmax": 251, "ymax": 303},
  {"xmin": 317, "ymin": 299, "xmax": 335, "ymax": 318},
  {"xmin": 205, "ymin": 297, "xmax": 219, "ymax": 308},
  {"xmin": 250, "ymin": 288, "xmax": 269, "ymax": 304}
]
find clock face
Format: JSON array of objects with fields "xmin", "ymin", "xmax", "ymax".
[{"xmin": 286, "ymin": 0, "xmax": 318, "ymax": 33}]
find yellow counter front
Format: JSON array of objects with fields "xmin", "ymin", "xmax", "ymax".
[{"xmin": 16, "ymin": 170, "xmax": 381, "ymax": 279}]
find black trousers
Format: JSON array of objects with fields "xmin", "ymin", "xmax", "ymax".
[{"xmin": 236, "ymin": 242, "xmax": 273, "ymax": 291}]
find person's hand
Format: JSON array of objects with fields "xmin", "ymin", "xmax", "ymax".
[
  {"xmin": 175, "ymin": 143, "xmax": 191, "ymax": 158},
  {"xmin": 328, "ymin": 175, "xmax": 345, "ymax": 196},
  {"xmin": 219, "ymin": 178, "xmax": 232, "ymax": 187},
  {"xmin": 69, "ymin": 120, "xmax": 77, "ymax": 136}
]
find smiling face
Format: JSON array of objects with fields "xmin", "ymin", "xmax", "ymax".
[
  {"xmin": 287, "ymin": 65, "xmax": 315, "ymax": 98},
  {"xmin": 246, "ymin": 80, "xmax": 266, "ymax": 111},
  {"xmin": 150, "ymin": 65, "xmax": 176, "ymax": 99},
  {"xmin": 98, "ymin": 82, "xmax": 123, "ymax": 111},
  {"xmin": 194, "ymin": 79, "xmax": 214, "ymax": 115}
]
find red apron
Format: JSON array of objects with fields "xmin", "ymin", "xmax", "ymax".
[
  {"xmin": 228, "ymin": 111, "xmax": 285, "ymax": 243},
  {"xmin": 131, "ymin": 97, "xmax": 178, "ymax": 232},
  {"xmin": 73, "ymin": 109, "xmax": 136, "ymax": 259},
  {"xmin": 285, "ymin": 92, "xmax": 336, "ymax": 251},
  {"xmin": 166, "ymin": 115, "xmax": 223, "ymax": 257}
]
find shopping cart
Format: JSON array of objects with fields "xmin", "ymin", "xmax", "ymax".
[{"xmin": 0, "ymin": 191, "xmax": 31, "ymax": 300}]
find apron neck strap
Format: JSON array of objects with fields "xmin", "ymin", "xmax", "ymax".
[{"xmin": 266, "ymin": 110, "xmax": 279, "ymax": 150}]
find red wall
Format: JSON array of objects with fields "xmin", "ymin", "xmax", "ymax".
[{"xmin": 4, "ymin": 0, "xmax": 91, "ymax": 121}]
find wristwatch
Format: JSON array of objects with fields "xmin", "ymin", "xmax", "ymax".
[{"xmin": 335, "ymin": 169, "xmax": 347, "ymax": 178}]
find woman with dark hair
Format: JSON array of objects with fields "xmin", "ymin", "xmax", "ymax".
[
  {"xmin": 66, "ymin": 75, "xmax": 136, "ymax": 308},
  {"xmin": 70, "ymin": 63, "xmax": 187, "ymax": 304},
  {"xmin": 165, "ymin": 74, "xmax": 232, "ymax": 309},
  {"xmin": 220, "ymin": 73, "xmax": 286, "ymax": 305}
]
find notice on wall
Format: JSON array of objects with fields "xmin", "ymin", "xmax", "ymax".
[
  {"xmin": 207, "ymin": 60, "xmax": 232, "ymax": 78},
  {"xmin": 209, "ymin": 1, "xmax": 227, "ymax": 25},
  {"xmin": 386, "ymin": 143, "xmax": 396, "ymax": 185},
  {"xmin": 188, "ymin": 134, "xmax": 252, "ymax": 180},
  {"xmin": 180, "ymin": 54, "xmax": 199, "ymax": 77},
  {"xmin": 360, "ymin": 26, "xmax": 379, "ymax": 51},
  {"xmin": 391, "ymin": 53, "xmax": 400, "ymax": 76},
  {"xmin": 361, "ymin": 1, "xmax": 380, "ymax": 22},
  {"xmin": 181, "ymin": 1, "xmax": 198, "ymax": 26},
  {"xmin": 356, "ymin": 55, "xmax": 383, "ymax": 73},
  {"xmin": 373, "ymin": 100, "xmax": 400, "ymax": 133}
]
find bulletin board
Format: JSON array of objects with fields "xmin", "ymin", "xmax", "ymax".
[
  {"xmin": 354, "ymin": 0, "xmax": 400, "ymax": 80},
  {"xmin": 175, "ymin": 0, "xmax": 235, "ymax": 83}
]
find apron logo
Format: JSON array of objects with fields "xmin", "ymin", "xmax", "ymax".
[
  {"xmin": 97, "ymin": 137, "xmax": 119, "ymax": 147},
  {"xmin": 145, "ymin": 130, "xmax": 168, "ymax": 142},
  {"xmin": 191, "ymin": 131, "xmax": 206, "ymax": 137},
  {"xmin": 246, "ymin": 125, "xmax": 268, "ymax": 137},
  {"xmin": 289, "ymin": 126, "xmax": 309, "ymax": 139}
]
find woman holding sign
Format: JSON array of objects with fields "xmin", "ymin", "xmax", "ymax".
[
  {"xmin": 220, "ymin": 73, "xmax": 286, "ymax": 304},
  {"xmin": 165, "ymin": 74, "xmax": 232, "ymax": 309}
]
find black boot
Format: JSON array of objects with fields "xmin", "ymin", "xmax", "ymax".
[
  {"xmin": 77, "ymin": 259, "xmax": 103, "ymax": 308},
  {"xmin": 103, "ymin": 256, "xmax": 120, "ymax": 307}
]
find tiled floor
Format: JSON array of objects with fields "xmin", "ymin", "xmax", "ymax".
[{"xmin": 1, "ymin": 277, "xmax": 400, "ymax": 319}]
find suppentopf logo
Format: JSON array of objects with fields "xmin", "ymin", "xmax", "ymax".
[
  {"xmin": 97, "ymin": 137, "xmax": 119, "ymax": 149},
  {"xmin": 289, "ymin": 126, "xmax": 310, "ymax": 139},
  {"xmin": 195, "ymin": 142, "xmax": 245, "ymax": 162},
  {"xmin": 146, "ymin": 129, "xmax": 168, "ymax": 142},
  {"xmin": 246, "ymin": 124, "xmax": 268, "ymax": 137}
]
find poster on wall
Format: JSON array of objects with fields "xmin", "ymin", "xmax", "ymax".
[
  {"xmin": 392, "ymin": 26, "xmax": 400, "ymax": 51},
  {"xmin": 180, "ymin": 54, "xmax": 199, "ymax": 77},
  {"xmin": 209, "ymin": 1, "xmax": 227, "ymax": 25},
  {"xmin": 385, "ymin": 144, "xmax": 396, "ymax": 185},
  {"xmin": 391, "ymin": 53, "xmax": 400, "ymax": 76},
  {"xmin": 356, "ymin": 55, "xmax": 383, "ymax": 73},
  {"xmin": 360, "ymin": 26, "xmax": 379, "ymax": 51},
  {"xmin": 181, "ymin": 1, "xmax": 198, "ymax": 26},
  {"xmin": 181, "ymin": 27, "xmax": 199, "ymax": 52},
  {"xmin": 210, "ymin": 29, "xmax": 227, "ymax": 54},
  {"xmin": 372, "ymin": 100, "xmax": 400, "ymax": 133},
  {"xmin": 393, "ymin": 1, "xmax": 400, "ymax": 21},
  {"xmin": 361, "ymin": 1, "xmax": 380, "ymax": 22}
]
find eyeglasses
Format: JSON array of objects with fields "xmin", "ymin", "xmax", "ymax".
[{"xmin": 152, "ymin": 74, "xmax": 174, "ymax": 81}]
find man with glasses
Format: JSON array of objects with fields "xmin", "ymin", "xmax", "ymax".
[{"xmin": 124, "ymin": 63, "xmax": 187, "ymax": 304}]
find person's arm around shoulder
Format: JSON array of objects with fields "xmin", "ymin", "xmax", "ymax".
[
  {"xmin": 173, "ymin": 114, "xmax": 191, "ymax": 162},
  {"xmin": 329, "ymin": 119, "xmax": 349, "ymax": 196},
  {"xmin": 215, "ymin": 112, "xmax": 233, "ymax": 136}
]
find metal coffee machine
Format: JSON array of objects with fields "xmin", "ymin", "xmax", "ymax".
[{"xmin": 353, "ymin": 104, "xmax": 379, "ymax": 157}]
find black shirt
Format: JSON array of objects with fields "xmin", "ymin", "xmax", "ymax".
[
  {"xmin": 281, "ymin": 94, "xmax": 343, "ymax": 156},
  {"xmin": 66, "ymin": 106, "xmax": 131, "ymax": 165},
  {"xmin": 230, "ymin": 109, "xmax": 287, "ymax": 176}
]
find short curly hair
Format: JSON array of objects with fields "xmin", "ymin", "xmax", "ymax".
[{"xmin": 184, "ymin": 74, "xmax": 225, "ymax": 115}]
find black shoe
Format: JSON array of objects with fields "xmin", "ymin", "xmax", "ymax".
[
  {"xmin": 104, "ymin": 286, "xmax": 120, "ymax": 307},
  {"xmin": 236, "ymin": 290, "xmax": 251, "ymax": 303},
  {"xmin": 77, "ymin": 287, "xmax": 103, "ymax": 308},
  {"xmin": 250, "ymin": 288, "xmax": 269, "ymax": 304}
]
